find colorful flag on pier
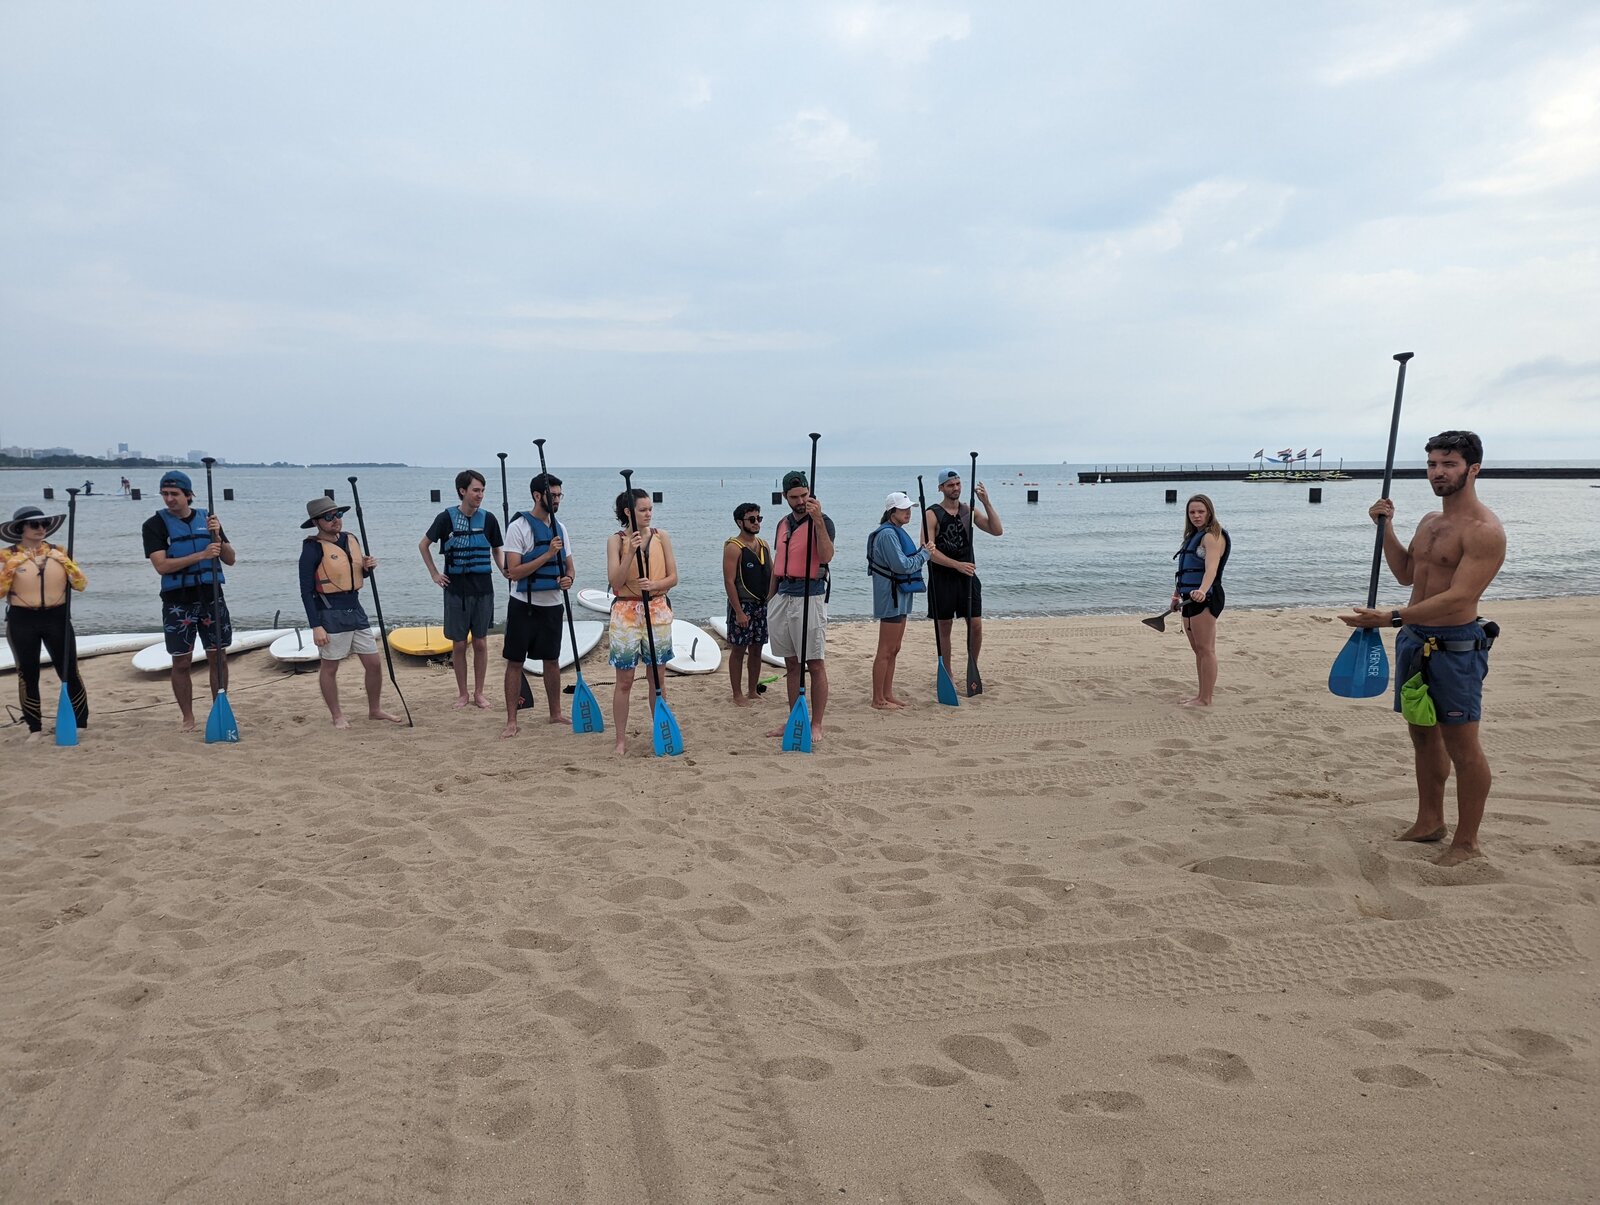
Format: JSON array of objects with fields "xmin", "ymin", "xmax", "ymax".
[
  {"xmin": 1296, "ymin": 448, "xmax": 1308, "ymax": 460},
  {"xmin": 1312, "ymin": 448, "xmax": 1323, "ymax": 457},
  {"xmin": 1252, "ymin": 449, "xmax": 1264, "ymax": 459},
  {"xmin": 1278, "ymin": 447, "xmax": 1293, "ymax": 457}
]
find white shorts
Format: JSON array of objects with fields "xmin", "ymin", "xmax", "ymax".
[
  {"xmin": 768, "ymin": 591, "xmax": 827, "ymax": 661},
  {"xmin": 321, "ymin": 627, "xmax": 378, "ymax": 661}
]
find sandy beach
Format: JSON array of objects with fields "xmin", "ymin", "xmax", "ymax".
[{"xmin": 3, "ymin": 598, "xmax": 1597, "ymax": 1203}]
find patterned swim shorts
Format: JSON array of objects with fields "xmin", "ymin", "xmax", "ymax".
[
  {"xmin": 724, "ymin": 599, "xmax": 769, "ymax": 647},
  {"xmin": 609, "ymin": 597, "xmax": 674, "ymax": 669}
]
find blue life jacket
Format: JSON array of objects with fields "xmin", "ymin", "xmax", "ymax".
[
  {"xmin": 1174, "ymin": 527, "xmax": 1230, "ymax": 596},
  {"xmin": 512, "ymin": 511, "xmax": 562, "ymax": 595},
  {"xmin": 157, "ymin": 507, "xmax": 223, "ymax": 592},
  {"xmin": 867, "ymin": 523, "xmax": 926, "ymax": 605},
  {"xmin": 442, "ymin": 506, "xmax": 492, "ymax": 576}
]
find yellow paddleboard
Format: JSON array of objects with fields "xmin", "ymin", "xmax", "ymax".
[{"xmin": 387, "ymin": 626, "xmax": 467, "ymax": 656}]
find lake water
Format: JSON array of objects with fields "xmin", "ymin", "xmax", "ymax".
[{"xmin": 5, "ymin": 462, "xmax": 1597, "ymax": 634}]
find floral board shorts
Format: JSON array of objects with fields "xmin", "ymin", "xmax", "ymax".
[
  {"xmin": 724, "ymin": 599, "xmax": 769, "ymax": 647},
  {"xmin": 609, "ymin": 597, "xmax": 674, "ymax": 670}
]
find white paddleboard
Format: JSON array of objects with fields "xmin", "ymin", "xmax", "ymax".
[
  {"xmin": 268, "ymin": 627, "xmax": 378, "ymax": 664},
  {"xmin": 665, "ymin": 619, "xmax": 721, "ymax": 675},
  {"xmin": 575, "ymin": 587, "xmax": 614, "ymax": 615},
  {"xmin": 525, "ymin": 620, "xmax": 604, "ymax": 674},
  {"xmin": 132, "ymin": 628, "xmax": 293, "ymax": 673},
  {"xmin": 707, "ymin": 615, "xmax": 784, "ymax": 667},
  {"xmin": 0, "ymin": 631, "xmax": 160, "ymax": 673}
]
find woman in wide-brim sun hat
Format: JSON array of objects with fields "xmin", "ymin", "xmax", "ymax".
[{"xmin": 2, "ymin": 506, "xmax": 89, "ymax": 740}]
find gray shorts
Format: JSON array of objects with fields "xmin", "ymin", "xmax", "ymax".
[
  {"xmin": 443, "ymin": 590, "xmax": 495, "ymax": 641},
  {"xmin": 768, "ymin": 591, "xmax": 827, "ymax": 662}
]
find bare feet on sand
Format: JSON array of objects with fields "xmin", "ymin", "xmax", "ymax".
[
  {"xmin": 452, "ymin": 696, "xmax": 471, "ymax": 710},
  {"xmin": 871, "ymin": 700, "xmax": 905, "ymax": 711},
  {"xmin": 25, "ymin": 731, "xmax": 44, "ymax": 744},
  {"xmin": 370, "ymin": 709, "xmax": 405, "ymax": 724},
  {"xmin": 548, "ymin": 713, "xmax": 566, "ymax": 725},
  {"xmin": 332, "ymin": 715, "xmax": 350, "ymax": 730},
  {"xmin": 473, "ymin": 694, "xmax": 491, "ymax": 709},
  {"xmin": 499, "ymin": 722, "xmax": 519, "ymax": 739},
  {"xmin": 731, "ymin": 694, "xmax": 751, "ymax": 707},
  {"xmin": 1179, "ymin": 697, "xmax": 1211, "ymax": 708},
  {"xmin": 1396, "ymin": 823, "xmax": 1448, "ymax": 843},
  {"xmin": 180, "ymin": 715, "xmax": 197, "ymax": 732},
  {"xmin": 1434, "ymin": 845, "xmax": 1484, "ymax": 867}
]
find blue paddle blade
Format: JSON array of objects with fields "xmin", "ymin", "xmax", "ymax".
[
  {"xmin": 1329, "ymin": 628, "xmax": 1390, "ymax": 698},
  {"xmin": 782, "ymin": 692, "xmax": 813, "ymax": 752},
  {"xmin": 572, "ymin": 674, "xmax": 604, "ymax": 734},
  {"xmin": 652, "ymin": 697, "xmax": 683, "ymax": 756},
  {"xmin": 54, "ymin": 681, "xmax": 78, "ymax": 747},
  {"xmin": 205, "ymin": 690, "xmax": 240, "ymax": 743},
  {"xmin": 936, "ymin": 661, "xmax": 960, "ymax": 707}
]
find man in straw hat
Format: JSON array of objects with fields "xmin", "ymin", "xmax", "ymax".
[
  {"xmin": 299, "ymin": 497, "xmax": 404, "ymax": 729},
  {"xmin": 2, "ymin": 506, "xmax": 88, "ymax": 741},
  {"xmin": 142, "ymin": 469, "xmax": 236, "ymax": 731}
]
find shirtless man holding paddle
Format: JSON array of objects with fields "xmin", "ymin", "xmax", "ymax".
[{"xmin": 1340, "ymin": 430, "xmax": 1505, "ymax": 866}]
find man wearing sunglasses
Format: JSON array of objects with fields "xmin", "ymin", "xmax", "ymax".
[{"xmin": 721, "ymin": 502, "xmax": 771, "ymax": 705}]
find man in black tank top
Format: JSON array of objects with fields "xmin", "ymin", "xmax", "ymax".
[
  {"xmin": 923, "ymin": 468, "xmax": 1003, "ymax": 684},
  {"xmin": 721, "ymin": 502, "xmax": 771, "ymax": 704}
]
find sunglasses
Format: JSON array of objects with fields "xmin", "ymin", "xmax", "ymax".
[
  {"xmin": 24, "ymin": 519, "xmax": 51, "ymax": 529},
  {"xmin": 744, "ymin": 515, "xmax": 763, "ymax": 523}
]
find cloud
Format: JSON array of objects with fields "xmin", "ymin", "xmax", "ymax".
[
  {"xmin": 1315, "ymin": 6, "xmax": 1475, "ymax": 85},
  {"xmin": 1088, "ymin": 178, "xmax": 1296, "ymax": 262},
  {"xmin": 776, "ymin": 108, "xmax": 878, "ymax": 182},
  {"xmin": 1493, "ymin": 355, "xmax": 1600, "ymax": 385},
  {"xmin": 1452, "ymin": 49, "xmax": 1600, "ymax": 197},
  {"xmin": 826, "ymin": 4, "xmax": 970, "ymax": 64}
]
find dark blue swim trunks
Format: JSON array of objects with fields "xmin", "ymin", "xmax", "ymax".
[
  {"xmin": 1394, "ymin": 621, "xmax": 1491, "ymax": 725},
  {"xmin": 725, "ymin": 598, "xmax": 769, "ymax": 647}
]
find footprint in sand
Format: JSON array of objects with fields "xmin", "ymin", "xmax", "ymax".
[
  {"xmin": 938, "ymin": 1034, "xmax": 1020, "ymax": 1080},
  {"xmin": 502, "ymin": 929, "xmax": 573, "ymax": 953},
  {"xmin": 604, "ymin": 875, "xmax": 689, "ymax": 903},
  {"xmin": 1354, "ymin": 1064, "xmax": 1434, "ymax": 1089},
  {"xmin": 1057, "ymin": 1089, "xmax": 1146, "ymax": 1116},
  {"xmin": 1152, "ymin": 1047, "xmax": 1254, "ymax": 1085},
  {"xmin": 1341, "ymin": 975, "xmax": 1454, "ymax": 1002},
  {"xmin": 952, "ymin": 1150, "xmax": 1047, "ymax": 1205},
  {"xmin": 760, "ymin": 1055, "xmax": 833, "ymax": 1082},
  {"xmin": 875, "ymin": 1064, "xmax": 966, "ymax": 1088}
]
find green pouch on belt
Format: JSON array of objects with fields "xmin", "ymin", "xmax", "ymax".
[
  {"xmin": 1399, "ymin": 636, "xmax": 1439, "ymax": 726},
  {"xmin": 1399, "ymin": 671, "xmax": 1436, "ymax": 726}
]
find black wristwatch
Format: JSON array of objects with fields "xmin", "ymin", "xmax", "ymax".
[{"xmin": 1390, "ymin": 610, "xmax": 1403, "ymax": 628}]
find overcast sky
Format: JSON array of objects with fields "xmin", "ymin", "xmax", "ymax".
[{"xmin": 3, "ymin": 2, "xmax": 1597, "ymax": 466}]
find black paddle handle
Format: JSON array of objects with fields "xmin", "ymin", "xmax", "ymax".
[
  {"xmin": 918, "ymin": 474, "xmax": 943, "ymax": 660},
  {"xmin": 347, "ymin": 475, "xmax": 413, "ymax": 726},
  {"xmin": 795, "ymin": 433, "xmax": 820, "ymax": 695},
  {"xmin": 496, "ymin": 451, "xmax": 511, "ymax": 527},
  {"xmin": 535, "ymin": 439, "xmax": 585, "ymax": 668},
  {"xmin": 62, "ymin": 489, "xmax": 79, "ymax": 678},
  {"xmin": 620, "ymin": 469, "xmax": 665, "ymax": 699},
  {"xmin": 1365, "ymin": 353, "xmax": 1414, "ymax": 608},
  {"xmin": 201, "ymin": 457, "xmax": 223, "ymax": 655}
]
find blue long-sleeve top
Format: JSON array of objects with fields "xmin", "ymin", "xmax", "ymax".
[{"xmin": 869, "ymin": 524, "xmax": 931, "ymax": 620}]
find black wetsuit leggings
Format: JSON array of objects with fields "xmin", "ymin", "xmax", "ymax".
[{"xmin": 6, "ymin": 605, "xmax": 88, "ymax": 734}]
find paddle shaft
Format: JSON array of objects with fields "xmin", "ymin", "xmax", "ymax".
[
  {"xmin": 620, "ymin": 470, "xmax": 666, "ymax": 700},
  {"xmin": 62, "ymin": 490, "xmax": 79, "ymax": 680},
  {"xmin": 534, "ymin": 439, "xmax": 586, "ymax": 679},
  {"xmin": 795, "ymin": 433, "xmax": 821, "ymax": 698},
  {"xmin": 347, "ymin": 476, "xmax": 413, "ymax": 726},
  {"xmin": 497, "ymin": 452, "xmax": 511, "ymax": 526},
  {"xmin": 918, "ymin": 475, "xmax": 942, "ymax": 655},
  {"xmin": 201, "ymin": 458, "xmax": 224, "ymax": 666},
  {"xmin": 1365, "ymin": 353, "xmax": 1414, "ymax": 608}
]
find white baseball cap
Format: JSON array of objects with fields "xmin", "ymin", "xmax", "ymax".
[{"xmin": 884, "ymin": 491, "xmax": 914, "ymax": 510}]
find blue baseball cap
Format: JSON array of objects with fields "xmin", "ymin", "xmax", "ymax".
[
  {"xmin": 159, "ymin": 470, "xmax": 193, "ymax": 494},
  {"xmin": 938, "ymin": 469, "xmax": 961, "ymax": 484}
]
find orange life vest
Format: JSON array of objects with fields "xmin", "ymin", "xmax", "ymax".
[{"xmin": 313, "ymin": 534, "xmax": 365, "ymax": 594}]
